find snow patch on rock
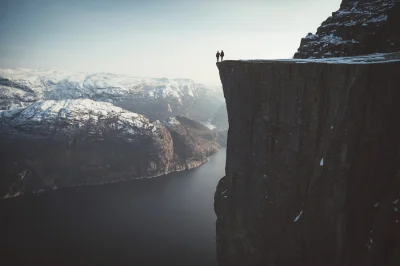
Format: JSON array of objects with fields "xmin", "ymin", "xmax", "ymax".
[
  {"xmin": 164, "ymin": 117, "xmax": 181, "ymax": 127},
  {"xmin": 293, "ymin": 211, "xmax": 303, "ymax": 222},
  {"xmin": 0, "ymin": 99, "xmax": 156, "ymax": 138}
]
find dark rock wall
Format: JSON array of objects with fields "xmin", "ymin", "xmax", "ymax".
[
  {"xmin": 294, "ymin": 0, "xmax": 400, "ymax": 59},
  {"xmin": 215, "ymin": 58, "xmax": 400, "ymax": 266}
]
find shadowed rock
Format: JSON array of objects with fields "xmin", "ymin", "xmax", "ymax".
[
  {"xmin": 294, "ymin": 0, "xmax": 400, "ymax": 59},
  {"xmin": 215, "ymin": 53, "xmax": 400, "ymax": 266}
]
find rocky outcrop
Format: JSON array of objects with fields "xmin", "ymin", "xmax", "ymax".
[
  {"xmin": 211, "ymin": 104, "xmax": 229, "ymax": 131},
  {"xmin": 0, "ymin": 99, "xmax": 219, "ymax": 198},
  {"xmin": 163, "ymin": 116, "xmax": 220, "ymax": 169},
  {"xmin": 294, "ymin": 0, "xmax": 400, "ymax": 59},
  {"xmin": 0, "ymin": 68, "xmax": 224, "ymax": 121},
  {"xmin": 215, "ymin": 53, "xmax": 400, "ymax": 266}
]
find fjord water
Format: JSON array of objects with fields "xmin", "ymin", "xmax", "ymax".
[{"xmin": 1, "ymin": 149, "xmax": 226, "ymax": 266}]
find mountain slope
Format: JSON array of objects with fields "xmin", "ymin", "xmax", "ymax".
[
  {"xmin": 0, "ymin": 68, "xmax": 224, "ymax": 121},
  {"xmin": 0, "ymin": 99, "xmax": 219, "ymax": 198}
]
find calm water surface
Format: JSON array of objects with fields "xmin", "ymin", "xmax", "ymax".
[{"xmin": 0, "ymin": 148, "xmax": 226, "ymax": 266}]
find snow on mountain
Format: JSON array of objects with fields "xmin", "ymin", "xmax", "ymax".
[
  {"xmin": 164, "ymin": 116, "xmax": 181, "ymax": 127},
  {"xmin": 294, "ymin": 0, "xmax": 399, "ymax": 59},
  {"xmin": 0, "ymin": 68, "xmax": 224, "ymax": 121},
  {"xmin": 0, "ymin": 98, "xmax": 221, "ymax": 197},
  {"xmin": 0, "ymin": 99, "xmax": 157, "ymax": 140},
  {"xmin": 0, "ymin": 68, "xmax": 189, "ymax": 100}
]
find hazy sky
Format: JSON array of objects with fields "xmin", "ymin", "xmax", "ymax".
[{"xmin": 0, "ymin": 0, "xmax": 341, "ymax": 85}]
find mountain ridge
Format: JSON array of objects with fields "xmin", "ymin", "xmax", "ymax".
[
  {"xmin": 0, "ymin": 68, "xmax": 224, "ymax": 121},
  {"xmin": 0, "ymin": 99, "xmax": 220, "ymax": 198}
]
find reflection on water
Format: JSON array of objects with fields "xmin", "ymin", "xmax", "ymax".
[{"xmin": 0, "ymin": 149, "xmax": 226, "ymax": 266}]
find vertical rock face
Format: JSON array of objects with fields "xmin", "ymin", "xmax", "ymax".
[
  {"xmin": 294, "ymin": 0, "xmax": 400, "ymax": 59},
  {"xmin": 215, "ymin": 54, "xmax": 400, "ymax": 266}
]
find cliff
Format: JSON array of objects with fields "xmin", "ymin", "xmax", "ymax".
[
  {"xmin": 215, "ymin": 53, "xmax": 400, "ymax": 266},
  {"xmin": 294, "ymin": 0, "xmax": 400, "ymax": 59},
  {"xmin": 163, "ymin": 116, "xmax": 220, "ymax": 169},
  {"xmin": 0, "ymin": 99, "xmax": 219, "ymax": 198}
]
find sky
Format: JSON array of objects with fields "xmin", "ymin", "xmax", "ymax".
[{"xmin": 0, "ymin": 0, "xmax": 341, "ymax": 86}]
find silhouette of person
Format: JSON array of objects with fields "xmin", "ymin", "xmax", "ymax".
[
  {"xmin": 220, "ymin": 50, "xmax": 225, "ymax": 61},
  {"xmin": 216, "ymin": 51, "xmax": 220, "ymax": 62}
]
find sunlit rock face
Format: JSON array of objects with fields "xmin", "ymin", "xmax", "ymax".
[
  {"xmin": 0, "ymin": 99, "xmax": 219, "ymax": 198},
  {"xmin": 0, "ymin": 68, "xmax": 224, "ymax": 121},
  {"xmin": 215, "ymin": 53, "xmax": 400, "ymax": 266},
  {"xmin": 294, "ymin": 0, "xmax": 400, "ymax": 59}
]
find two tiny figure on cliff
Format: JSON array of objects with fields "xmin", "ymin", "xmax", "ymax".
[{"xmin": 216, "ymin": 50, "xmax": 224, "ymax": 62}]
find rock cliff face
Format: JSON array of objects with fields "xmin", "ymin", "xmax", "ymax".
[
  {"xmin": 163, "ymin": 116, "xmax": 220, "ymax": 169},
  {"xmin": 215, "ymin": 53, "xmax": 400, "ymax": 266},
  {"xmin": 0, "ymin": 99, "xmax": 219, "ymax": 198},
  {"xmin": 294, "ymin": 0, "xmax": 400, "ymax": 59}
]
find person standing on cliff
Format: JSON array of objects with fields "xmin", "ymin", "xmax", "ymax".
[
  {"xmin": 220, "ymin": 50, "xmax": 224, "ymax": 61},
  {"xmin": 216, "ymin": 51, "xmax": 220, "ymax": 62}
]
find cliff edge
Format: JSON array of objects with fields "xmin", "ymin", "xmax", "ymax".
[{"xmin": 215, "ymin": 53, "xmax": 400, "ymax": 265}]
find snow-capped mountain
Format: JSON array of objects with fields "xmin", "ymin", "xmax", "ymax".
[
  {"xmin": 0, "ymin": 68, "xmax": 225, "ymax": 197},
  {"xmin": 0, "ymin": 99, "xmax": 220, "ymax": 198},
  {"xmin": 0, "ymin": 68, "xmax": 224, "ymax": 121},
  {"xmin": 294, "ymin": 0, "xmax": 400, "ymax": 59},
  {"xmin": 0, "ymin": 99, "xmax": 156, "ymax": 139}
]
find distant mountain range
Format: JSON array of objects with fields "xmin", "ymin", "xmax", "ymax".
[
  {"xmin": 0, "ymin": 68, "xmax": 226, "ymax": 198},
  {"xmin": 0, "ymin": 99, "xmax": 222, "ymax": 198},
  {"xmin": 0, "ymin": 68, "xmax": 224, "ymax": 121}
]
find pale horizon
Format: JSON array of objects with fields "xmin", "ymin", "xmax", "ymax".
[{"xmin": 0, "ymin": 0, "xmax": 341, "ymax": 86}]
